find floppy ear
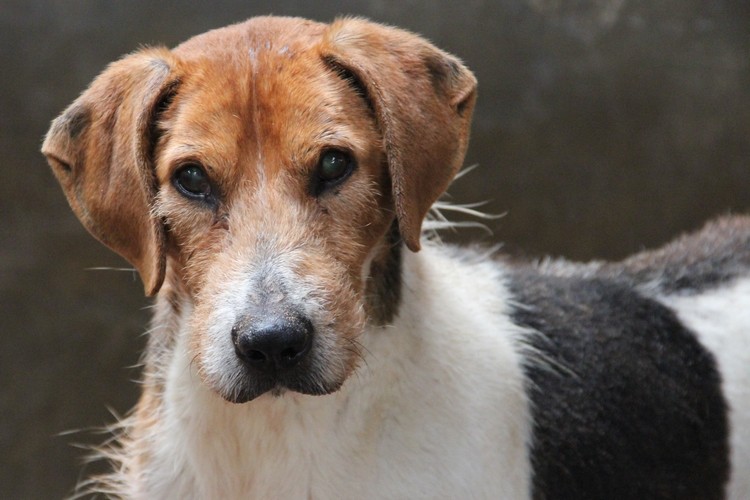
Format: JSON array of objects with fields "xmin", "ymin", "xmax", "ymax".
[
  {"xmin": 321, "ymin": 18, "xmax": 477, "ymax": 251},
  {"xmin": 42, "ymin": 48, "xmax": 180, "ymax": 296}
]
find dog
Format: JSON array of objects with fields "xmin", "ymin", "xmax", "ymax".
[{"xmin": 43, "ymin": 16, "xmax": 750, "ymax": 499}]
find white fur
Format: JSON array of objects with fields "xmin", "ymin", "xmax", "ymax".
[
  {"xmin": 137, "ymin": 244, "xmax": 533, "ymax": 499},
  {"xmin": 659, "ymin": 278, "xmax": 750, "ymax": 500}
]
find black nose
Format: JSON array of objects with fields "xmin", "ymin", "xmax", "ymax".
[{"xmin": 232, "ymin": 313, "xmax": 313, "ymax": 372}]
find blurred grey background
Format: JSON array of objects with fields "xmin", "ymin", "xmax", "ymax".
[{"xmin": 2, "ymin": 0, "xmax": 749, "ymax": 497}]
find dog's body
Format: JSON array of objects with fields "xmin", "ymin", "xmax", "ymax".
[{"xmin": 43, "ymin": 16, "xmax": 749, "ymax": 499}]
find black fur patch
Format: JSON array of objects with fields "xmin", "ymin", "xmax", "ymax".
[
  {"xmin": 63, "ymin": 104, "xmax": 91, "ymax": 140},
  {"xmin": 366, "ymin": 221, "xmax": 402, "ymax": 325},
  {"xmin": 423, "ymin": 53, "xmax": 459, "ymax": 92},
  {"xmin": 508, "ymin": 269, "xmax": 729, "ymax": 499}
]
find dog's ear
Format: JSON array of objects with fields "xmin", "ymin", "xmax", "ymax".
[
  {"xmin": 321, "ymin": 18, "xmax": 477, "ymax": 251},
  {"xmin": 42, "ymin": 48, "xmax": 179, "ymax": 296}
]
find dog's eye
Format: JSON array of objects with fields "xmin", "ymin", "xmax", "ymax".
[
  {"xmin": 173, "ymin": 163, "xmax": 212, "ymax": 199},
  {"xmin": 315, "ymin": 150, "xmax": 355, "ymax": 194}
]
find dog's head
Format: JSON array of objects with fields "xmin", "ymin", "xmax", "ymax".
[{"xmin": 43, "ymin": 17, "xmax": 476, "ymax": 402}]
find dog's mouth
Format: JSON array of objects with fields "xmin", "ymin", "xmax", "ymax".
[{"xmin": 222, "ymin": 365, "xmax": 346, "ymax": 404}]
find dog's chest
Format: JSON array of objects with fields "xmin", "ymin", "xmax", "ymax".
[{"xmin": 156, "ymin": 383, "xmax": 515, "ymax": 499}]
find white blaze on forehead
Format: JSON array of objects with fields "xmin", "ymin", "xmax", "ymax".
[{"xmin": 247, "ymin": 45, "xmax": 265, "ymax": 182}]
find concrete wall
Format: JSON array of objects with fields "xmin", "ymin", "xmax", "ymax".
[{"xmin": 2, "ymin": 0, "xmax": 748, "ymax": 496}]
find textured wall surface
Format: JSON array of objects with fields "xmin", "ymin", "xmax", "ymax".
[{"xmin": 2, "ymin": 0, "xmax": 748, "ymax": 497}]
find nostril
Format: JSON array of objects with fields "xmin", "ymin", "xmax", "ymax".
[
  {"xmin": 247, "ymin": 350, "xmax": 267, "ymax": 363},
  {"xmin": 280, "ymin": 347, "xmax": 301, "ymax": 361}
]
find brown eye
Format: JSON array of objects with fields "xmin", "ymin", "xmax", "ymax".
[
  {"xmin": 173, "ymin": 163, "xmax": 211, "ymax": 199},
  {"xmin": 315, "ymin": 150, "xmax": 355, "ymax": 195}
]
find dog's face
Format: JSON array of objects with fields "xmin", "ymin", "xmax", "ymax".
[{"xmin": 43, "ymin": 17, "xmax": 476, "ymax": 402}]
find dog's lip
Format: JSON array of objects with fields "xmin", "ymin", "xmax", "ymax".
[{"xmin": 220, "ymin": 369, "xmax": 345, "ymax": 404}]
